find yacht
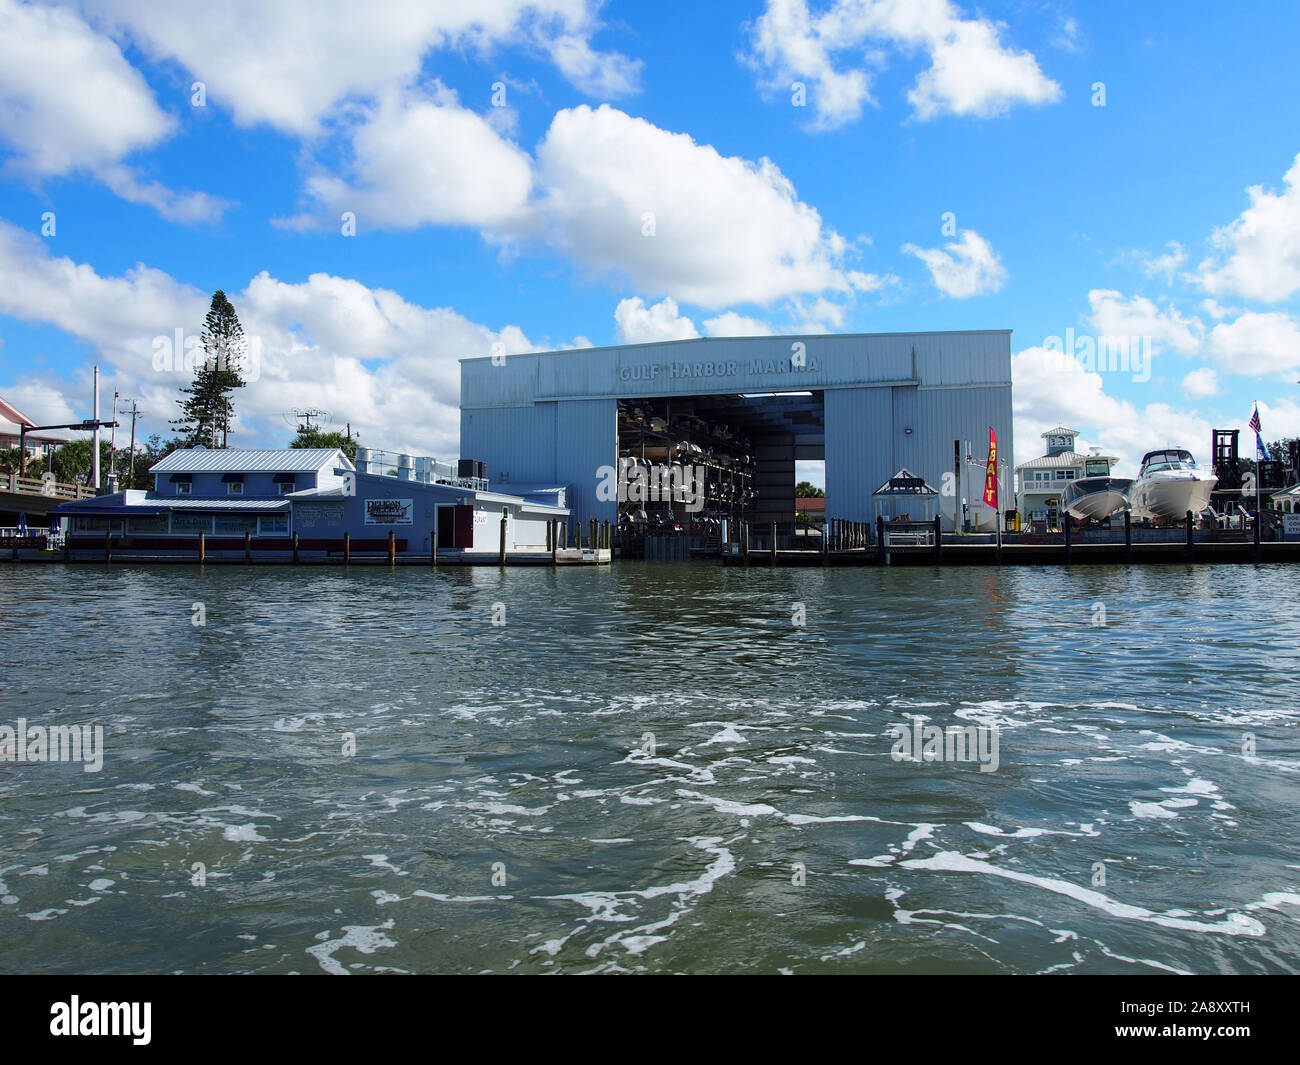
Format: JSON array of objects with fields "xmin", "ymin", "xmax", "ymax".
[
  {"xmin": 1062, "ymin": 475, "xmax": 1134, "ymax": 521},
  {"xmin": 1128, "ymin": 448, "xmax": 1217, "ymax": 522}
]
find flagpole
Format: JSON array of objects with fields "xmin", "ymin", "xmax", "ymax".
[{"xmin": 1256, "ymin": 401, "xmax": 1262, "ymax": 522}]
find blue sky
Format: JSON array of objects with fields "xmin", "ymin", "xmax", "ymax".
[{"xmin": 2, "ymin": 0, "xmax": 1300, "ymax": 478}]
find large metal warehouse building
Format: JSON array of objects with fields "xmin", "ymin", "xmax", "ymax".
[{"xmin": 460, "ymin": 330, "xmax": 1013, "ymax": 536}]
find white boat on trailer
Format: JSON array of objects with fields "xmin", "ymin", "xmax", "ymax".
[{"xmin": 1128, "ymin": 448, "xmax": 1217, "ymax": 522}]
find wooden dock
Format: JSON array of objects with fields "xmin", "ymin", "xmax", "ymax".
[
  {"xmin": 721, "ymin": 541, "xmax": 1300, "ymax": 566},
  {"xmin": 716, "ymin": 514, "xmax": 1297, "ymax": 566},
  {"xmin": 3, "ymin": 545, "xmax": 611, "ymax": 567}
]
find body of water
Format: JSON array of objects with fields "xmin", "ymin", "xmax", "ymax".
[{"xmin": 2, "ymin": 561, "xmax": 1298, "ymax": 973}]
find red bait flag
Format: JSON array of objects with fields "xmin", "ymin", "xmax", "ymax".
[{"xmin": 982, "ymin": 428, "xmax": 998, "ymax": 510}]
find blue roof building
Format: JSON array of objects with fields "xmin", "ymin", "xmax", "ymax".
[{"xmin": 54, "ymin": 446, "xmax": 571, "ymax": 559}]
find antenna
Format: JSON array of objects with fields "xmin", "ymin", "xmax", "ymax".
[{"xmin": 282, "ymin": 408, "xmax": 333, "ymax": 435}]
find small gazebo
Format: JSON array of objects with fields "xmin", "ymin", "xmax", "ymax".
[{"xmin": 872, "ymin": 468, "xmax": 939, "ymax": 523}]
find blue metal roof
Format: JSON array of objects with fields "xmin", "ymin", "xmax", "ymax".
[
  {"xmin": 55, "ymin": 493, "xmax": 290, "ymax": 514},
  {"xmin": 150, "ymin": 448, "xmax": 353, "ymax": 474}
]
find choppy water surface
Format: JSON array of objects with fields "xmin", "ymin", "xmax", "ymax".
[{"xmin": 2, "ymin": 561, "xmax": 1298, "ymax": 974}]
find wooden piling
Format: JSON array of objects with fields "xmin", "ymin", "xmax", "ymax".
[
  {"xmin": 1185, "ymin": 510, "xmax": 1195, "ymax": 562},
  {"xmin": 292, "ymin": 532, "xmax": 299, "ymax": 564},
  {"xmin": 742, "ymin": 521, "xmax": 750, "ymax": 563},
  {"xmin": 551, "ymin": 521, "xmax": 558, "ymax": 566},
  {"xmin": 1253, "ymin": 513, "xmax": 1262, "ymax": 562},
  {"xmin": 388, "ymin": 530, "xmax": 396, "ymax": 564},
  {"xmin": 1063, "ymin": 515, "xmax": 1072, "ymax": 565},
  {"xmin": 1124, "ymin": 510, "xmax": 1132, "ymax": 563},
  {"xmin": 877, "ymin": 516, "xmax": 887, "ymax": 565},
  {"xmin": 106, "ymin": 529, "xmax": 113, "ymax": 563},
  {"xmin": 197, "ymin": 531, "xmax": 204, "ymax": 563},
  {"xmin": 499, "ymin": 509, "xmax": 508, "ymax": 564},
  {"xmin": 344, "ymin": 531, "xmax": 351, "ymax": 563},
  {"xmin": 244, "ymin": 530, "xmax": 252, "ymax": 562},
  {"xmin": 770, "ymin": 521, "xmax": 777, "ymax": 565},
  {"xmin": 933, "ymin": 514, "xmax": 942, "ymax": 564}
]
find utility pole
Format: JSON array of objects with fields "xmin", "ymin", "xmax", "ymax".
[
  {"xmin": 120, "ymin": 399, "xmax": 140, "ymax": 489},
  {"xmin": 92, "ymin": 366, "xmax": 101, "ymax": 490}
]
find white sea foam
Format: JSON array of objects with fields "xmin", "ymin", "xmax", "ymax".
[
  {"xmin": 901, "ymin": 851, "xmax": 1265, "ymax": 936},
  {"xmin": 362, "ymin": 854, "xmax": 407, "ymax": 876},
  {"xmin": 702, "ymin": 726, "xmax": 748, "ymax": 746},
  {"xmin": 306, "ymin": 920, "xmax": 397, "ymax": 975}
]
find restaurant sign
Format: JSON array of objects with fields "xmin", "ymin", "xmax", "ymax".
[{"xmin": 365, "ymin": 498, "xmax": 414, "ymax": 525}]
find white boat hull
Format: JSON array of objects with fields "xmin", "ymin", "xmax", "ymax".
[
  {"xmin": 1063, "ymin": 477, "xmax": 1133, "ymax": 521},
  {"xmin": 1129, "ymin": 472, "xmax": 1216, "ymax": 521}
]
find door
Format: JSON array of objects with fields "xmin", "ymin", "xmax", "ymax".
[{"xmin": 436, "ymin": 506, "xmax": 456, "ymax": 549}]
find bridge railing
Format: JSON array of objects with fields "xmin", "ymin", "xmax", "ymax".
[{"xmin": 3, "ymin": 473, "xmax": 97, "ymax": 499}]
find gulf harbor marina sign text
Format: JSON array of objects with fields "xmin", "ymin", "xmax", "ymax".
[{"xmin": 617, "ymin": 344, "xmax": 821, "ymax": 383}]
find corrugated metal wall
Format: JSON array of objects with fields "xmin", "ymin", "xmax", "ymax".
[
  {"xmin": 461, "ymin": 331, "xmax": 1013, "ymax": 533},
  {"xmin": 554, "ymin": 398, "xmax": 618, "ymax": 525},
  {"xmin": 461, "ymin": 403, "xmax": 556, "ymax": 485}
]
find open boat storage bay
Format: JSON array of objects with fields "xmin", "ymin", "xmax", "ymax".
[{"xmin": 1, "ymin": 563, "xmax": 1298, "ymax": 975}]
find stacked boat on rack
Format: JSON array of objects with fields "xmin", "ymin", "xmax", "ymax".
[{"xmin": 1063, "ymin": 447, "xmax": 1218, "ymax": 523}]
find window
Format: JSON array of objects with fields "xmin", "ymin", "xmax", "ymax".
[
  {"xmin": 279, "ymin": 482, "xmax": 295, "ymax": 495},
  {"xmin": 1064, "ymin": 471, "xmax": 1076, "ymax": 480},
  {"xmin": 227, "ymin": 481, "xmax": 244, "ymax": 495},
  {"xmin": 1055, "ymin": 471, "xmax": 1067, "ymax": 480},
  {"xmin": 259, "ymin": 514, "xmax": 289, "ymax": 536},
  {"xmin": 177, "ymin": 482, "xmax": 192, "ymax": 495},
  {"xmin": 215, "ymin": 515, "xmax": 257, "ymax": 535},
  {"xmin": 172, "ymin": 512, "xmax": 212, "ymax": 534},
  {"xmin": 127, "ymin": 515, "xmax": 168, "ymax": 534}
]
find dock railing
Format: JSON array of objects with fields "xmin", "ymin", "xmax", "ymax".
[
  {"xmin": 883, "ymin": 521, "xmax": 936, "ymax": 547},
  {"xmin": 3, "ymin": 472, "xmax": 97, "ymax": 499}
]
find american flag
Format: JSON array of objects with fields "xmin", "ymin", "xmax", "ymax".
[{"xmin": 1248, "ymin": 405, "xmax": 1262, "ymax": 433}]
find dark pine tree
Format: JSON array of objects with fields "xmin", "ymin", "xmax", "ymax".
[{"xmin": 171, "ymin": 290, "xmax": 248, "ymax": 447}]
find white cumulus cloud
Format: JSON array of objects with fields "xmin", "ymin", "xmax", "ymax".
[
  {"xmin": 1207, "ymin": 311, "xmax": 1300, "ymax": 377},
  {"xmin": 1012, "ymin": 344, "xmax": 1214, "ymax": 475},
  {"xmin": 1181, "ymin": 367, "xmax": 1219, "ymax": 398},
  {"xmin": 536, "ymin": 104, "xmax": 865, "ymax": 307},
  {"xmin": 614, "ymin": 296, "xmax": 700, "ymax": 344},
  {"xmin": 0, "ymin": 0, "xmax": 222, "ymax": 222},
  {"xmin": 281, "ymin": 84, "xmax": 534, "ymax": 232},
  {"xmin": 703, "ymin": 312, "xmax": 775, "ymax": 337},
  {"xmin": 1085, "ymin": 290, "xmax": 1203, "ymax": 355},
  {"xmin": 1198, "ymin": 152, "xmax": 1300, "ymax": 303},
  {"xmin": 79, "ymin": 0, "xmax": 639, "ymax": 136},
  {"xmin": 903, "ymin": 229, "xmax": 1006, "ymax": 298},
  {"xmin": 0, "ymin": 219, "xmax": 561, "ymax": 458},
  {"xmin": 746, "ymin": 0, "xmax": 1061, "ymax": 129}
]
